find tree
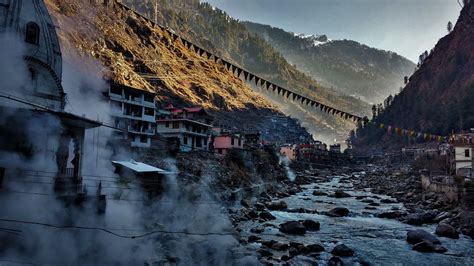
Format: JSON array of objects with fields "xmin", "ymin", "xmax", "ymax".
[
  {"xmin": 372, "ymin": 104, "xmax": 377, "ymax": 120},
  {"xmin": 447, "ymin": 21, "xmax": 453, "ymax": 33}
]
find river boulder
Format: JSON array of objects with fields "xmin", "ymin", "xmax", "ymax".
[
  {"xmin": 313, "ymin": 190, "xmax": 328, "ymax": 196},
  {"xmin": 406, "ymin": 229, "xmax": 441, "ymax": 245},
  {"xmin": 326, "ymin": 207, "xmax": 350, "ymax": 217},
  {"xmin": 259, "ymin": 210, "xmax": 276, "ymax": 221},
  {"xmin": 266, "ymin": 200, "xmax": 288, "ymax": 211},
  {"xmin": 301, "ymin": 219, "xmax": 320, "ymax": 231},
  {"xmin": 271, "ymin": 242, "xmax": 289, "ymax": 251},
  {"xmin": 378, "ymin": 211, "xmax": 404, "ymax": 219},
  {"xmin": 435, "ymin": 223, "xmax": 459, "ymax": 239},
  {"xmin": 331, "ymin": 244, "xmax": 355, "ymax": 256},
  {"xmin": 334, "ymin": 190, "xmax": 351, "ymax": 198},
  {"xmin": 306, "ymin": 244, "xmax": 325, "ymax": 253},
  {"xmin": 279, "ymin": 221, "xmax": 307, "ymax": 235},
  {"xmin": 412, "ymin": 241, "xmax": 447, "ymax": 253}
]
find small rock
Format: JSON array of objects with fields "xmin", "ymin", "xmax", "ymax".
[
  {"xmin": 380, "ymin": 198, "xmax": 397, "ymax": 204},
  {"xmin": 240, "ymin": 199, "xmax": 251, "ymax": 208},
  {"xmin": 248, "ymin": 235, "xmax": 261, "ymax": 242},
  {"xmin": 257, "ymin": 248, "xmax": 273, "ymax": 257},
  {"xmin": 279, "ymin": 221, "xmax": 307, "ymax": 235},
  {"xmin": 254, "ymin": 203, "xmax": 265, "ymax": 211},
  {"xmin": 435, "ymin": 223, "xmax": 459, "ymax": 239},
  {"xmin": 261, "ymin": 240, "xmax": 278, "ymax": 248},
  {"xmin": 328, "ymin": 256, "xmax": 344, "ymax": 266},
  {"xmin": 326, "ymin": 207, "xmax": 350, "ymax": 217},
  {"xmin": 250, "ymin": 226, "xmax": 264, "ymax": 234},
  {"xmin": 288, "ymin": 247, "xmax": 300, "ymax": 257},
  {"xmin": 331, "ymin": 244, "xmax": 355, "ymax": 257}
]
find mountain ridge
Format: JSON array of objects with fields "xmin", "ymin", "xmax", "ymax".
[{"xmin": 243, "ymin": 21, "xmax": 416, "ymax": 104}]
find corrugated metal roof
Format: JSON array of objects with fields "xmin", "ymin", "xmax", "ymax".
[{"xmin": 112, "ymin": 160, "xmax": 171, "ymax": 173}]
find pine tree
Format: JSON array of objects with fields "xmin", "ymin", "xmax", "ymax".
[{"xmin": 447, "ymin": 21, "xmax": 453, "ymax": 33}]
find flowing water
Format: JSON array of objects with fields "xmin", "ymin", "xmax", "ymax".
[{"xmin": 238, "ymin": 175, "xmax": 474, "ymax": 265}]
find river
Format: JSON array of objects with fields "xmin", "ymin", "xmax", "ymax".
[{"xmin": 236, "ymin": 173, "xmax": 474, "ymax": 265}]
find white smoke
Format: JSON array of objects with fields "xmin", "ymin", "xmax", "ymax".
[{"xmin": 279, "ymin": 154, "xmax": 296, "ymax": 182}]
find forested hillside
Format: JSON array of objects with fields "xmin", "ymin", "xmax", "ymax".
[
  {"xmin": 122, "ymin": 0, "xmax": 370, "ymax": 116},
  {"xmin": 244, "ymin": 22, "xmax": 415, "ymax": 104},
  {"xmin": 353, "ymin": 1, "xmax": 474, "ymax": 146}
]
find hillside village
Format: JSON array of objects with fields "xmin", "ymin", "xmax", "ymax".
[{"xmin": 0, "ymin": 0, "xmax": 473, "ymax": 265}]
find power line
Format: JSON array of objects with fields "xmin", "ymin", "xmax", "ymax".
[{"xmin": 0, "ymin": 218, "xmax": 237, "ymax": 239}]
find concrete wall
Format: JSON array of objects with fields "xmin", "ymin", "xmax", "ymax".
[{"xmin": 421, "ymin": 175, "xmax": 460, "ymax": 202}]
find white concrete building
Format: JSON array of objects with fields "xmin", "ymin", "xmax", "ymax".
[
  {"xmin": 107, "ymin": 83, "xmax": 157, "ymax": 148},
  {"xmin": 156, "ymin": 104, "xmax": 213, "ymax": 152},
  {"xmin": 450, "ymin": 131, "xmax": 474, "ymax": 177}
]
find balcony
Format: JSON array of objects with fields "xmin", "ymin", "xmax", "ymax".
[
  {"xmin": 128, "ymin": 126, "xmax": 156, "ymax": 136},
  {"xmin": 157, "ymin": 127, "xmax": 209, "ymax": 137},
  {"xmin": 110, "ymin": 93, "xmax": 155, "ymax": 108}
]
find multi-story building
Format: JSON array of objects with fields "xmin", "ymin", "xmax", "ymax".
[
  {"xmin": 107, "ymin": 83, "xmax": 156, "ymax": 148},
  {"xmin": 156, "ymin": 104, "xmax": 213, "ymax": 152},
  {"xmin": 211, "ymin": 132, "xmax": 245, "ymax": 155},
  {"xmin": 450, "ymin": 130, "xmax": 474, "ymax": 177}
]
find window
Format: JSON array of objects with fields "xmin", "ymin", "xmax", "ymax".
[
  {"xmin": 218, "ymin": 149, "xmax": 223, "ymax": 154},
  {"xmin": 172, "ymin": 121, "xmax": 180, "ymax": 129},
  {"xmin": 466, "ymin": 149, "xmax": 470, "ymax": 158},
  {"xmin": 25, "ymin": 22, "xmax": 40, "ymax": 45},
  {"xmin": 140, "ymin": 136, "xmax": 148, "ymax": 143},
  {"xmin": 28, "ymin": 67, "xmax": 37, "ymax": 80},
  {"xmin": 165, "ymin": 121, "xmax": 169, "ymax": 128},
  {"xmin": 144, "ymin": 94, "xmax": 154, "ymax": 103},
  {"xmin": 144, "ymin": 107, "xmax": 154, "ymax": 116},
  {"xmin": 110, "ymin": 86, "xmax": 122, "ymax": 95},
  {"xmin": 238, "ymin": 138, "xmax": 241, "ymax": 147},
  {"xmin": 183, "ymin": 137, "xmax": 188, "ymax": 145},
  {"xmin": 231, "ymin": 138, "xmax": 235, "ymax": 145}
]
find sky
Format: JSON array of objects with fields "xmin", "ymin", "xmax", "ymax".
[{"xmin": 203, "ymin": 0, "xmax": 462, "ymax": 62}]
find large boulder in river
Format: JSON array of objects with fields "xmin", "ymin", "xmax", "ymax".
[
  {"xmin": 279, "ymin": 221, "xmax": 307, "ymax": 235},
  {"xmin": 306, "ymin": 243, "xmax": 325, "ymax": 253},
  {"xmin": 406, "ymin": 229, "xmax": 441, "ymax": 245},
  {"xmin": 378, "ymin": 211, "xmax": 404, "ymax": 219},
  {"xmin": 301, "ymin": 219, "xmax": 320, "ymax": 231},
  {"xmin": 331, "ymin": 244, "xmax": 355, "ymax": 256},
  {"xmin": 313, "ymin": 190, "xmax": 328, "ymax": 196},
  {"xmin": 259, "ymin": 210, "xmax": 276, "ymax": 221},
  {"xmin": 266, "ymin": 200, "xmax": 288, "ymax": 211},
  {"xmin": 412, "ymin": 241, "xmax": 447, "ymax": 253},
  {"xmin": 334, "ymin": 190, "xmax": 351, "ymax": 198},
  {"xmin": 435, "ymin": 223, "xmax": 459, "ymax": 239},
  {"xmin": 326, "ymin": 207, "xmax": 350, "ymax": 217},
  {"xmin": 406, "ymin": 214, "xmax": 424, "ymax": 225}
]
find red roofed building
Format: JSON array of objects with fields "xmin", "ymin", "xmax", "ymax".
[{"xmin": 156, "ymin": 104, "xmax": 213, "ymax": 152}]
